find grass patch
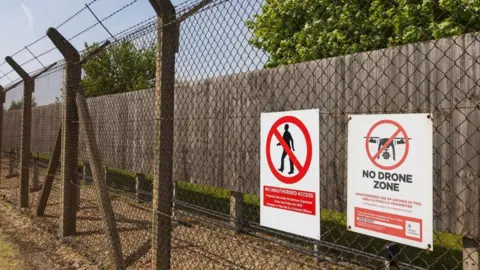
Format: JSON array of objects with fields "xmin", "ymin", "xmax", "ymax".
[
  {"xmin": 319, "ymin": 210, "xmax": 462, "ymax": 269},
  {"xmin": 176, "ymin": 182, "xmax": 462, "ymax": 269},
  {"xmin": 0, "ymin": 233, "xmax": 22, "ymax": 270}
]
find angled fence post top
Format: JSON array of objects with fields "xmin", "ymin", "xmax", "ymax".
[
  {"xmin": 80, "ymin": 41, "xmax": 110, "ymax": 65},
  {"xmin": 149, "ymin": 0, "xmax": 213, "ymax": 53},
  {"xmin": 148, "ymin": 0, "xmax": 175, "ymax": 18},
  {"xmin": 5, "ymin": 55, "xmax": 34, "ymax": 208},
  {"xmin": 46, "ymin": 28, "xmax": 80, "ymax": 61},
  {"xmin": 47, "ymin": 27, "xmax": 81, "ymax": 237},
  {"xmin": 33, "ymin": 63, "xmax": 58, "ymax": 79},
  {"xmin": 5, "ymin": 57, "xmax": 31, "ymax": 80}
]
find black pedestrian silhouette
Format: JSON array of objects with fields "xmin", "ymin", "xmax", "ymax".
[{"xmin": 277, "ymin": 124, "xmax": 295, "ymax": 174}]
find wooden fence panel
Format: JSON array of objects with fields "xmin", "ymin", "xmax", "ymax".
[
  {"xmin": 31, "ymin": 104, "xmax": 61, "ymax": 155},
  {"xmin": 3, "ymin": 109, "xmax": 22, "ymax": 151},
  {"xmin": 3, "ymin": 33, "xmax": 480, "ymax": 237},
  {"xmin": 463, "ymin": 33, "xmax": 480, "ymax": 238}
]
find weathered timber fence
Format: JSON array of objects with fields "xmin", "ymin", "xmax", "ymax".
[{"xmin": 2, "ymin": 33, "xmax": 480, "ymax": 239}]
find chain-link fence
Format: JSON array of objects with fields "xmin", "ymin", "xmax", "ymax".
[{"xmin": 0, "ymin": 0, "xmax": 479, "ymax": 269}]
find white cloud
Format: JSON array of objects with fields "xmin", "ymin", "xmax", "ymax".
[{"xmin": 20, "ymin": 3, "xmax": 35, "ymax": 34}]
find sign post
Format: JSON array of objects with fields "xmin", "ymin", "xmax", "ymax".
[
  {"xmin": 347, "ymin": 113, "xmax": 433, "ymax": 250},
  {"xmin": 260, "ymin": 109, "xmax": 320, "ymax": 240}
]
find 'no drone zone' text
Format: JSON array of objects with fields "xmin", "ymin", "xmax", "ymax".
[{"xmin": 362, "ymin": 170, "xmax": 413, "ymax": 192}]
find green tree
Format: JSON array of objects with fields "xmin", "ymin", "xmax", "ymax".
[
  {"xmin": 8, "ymin": 97, "xmax": 37, "ymax": 111},
  {"xmin": 247, "ymin": 0, "xmax": 480, "ymax": 68},
  {"xmin": 81, "ymin": 41, "xmax": 156, "ymax": 98}
]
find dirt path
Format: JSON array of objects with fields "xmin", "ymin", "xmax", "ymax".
[{"xmin": 0, "ymin": 201, "xmax": 96, "ymax": 270}]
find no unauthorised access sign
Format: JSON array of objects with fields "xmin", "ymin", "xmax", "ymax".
[
  {"xmin": 260, "ymin": 109, "xmax": 320, "ymax": 240},
  {"xmin": 347, "ymin": 114, "xmax": 433, "ymax": 250}
]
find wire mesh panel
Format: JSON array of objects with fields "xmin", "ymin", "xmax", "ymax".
[
  {"xmin": 0, "ymin": 0, "xmax": 478, "ymax": 269},
  {"xmin": 1, "ymin": 82, "xmax": 24, "ymax": 206},
  {"xmin": 168, "ymin": 0, "xmax": 480, "ymax": 269}
]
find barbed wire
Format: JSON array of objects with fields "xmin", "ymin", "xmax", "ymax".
[
  {"xmin": 0, "ymin": 0, "xmax": 221, "ymax": 90},
  {"xmin": 0, "ymin": 0, "xmax": 143, "ymax": 83},
  {"xmin": 57, "ymin": 0, "xmax": 103, "ymax": 29},
  {"xmin": 20, "ymin": 17, "xmax": 157, "ymax": 85},
  {"xmin": 0, "ymin": 0, "xmax": 104, "ymax": 71},
  {"xmin": 68, "ymin": 0, "xmax": 140, "ymax": 42},
  {"xmin": 113, "ymin": 16, "xmax": 156, "ymax": 40},
  {"xmin": 153, "ymin": 0, "xmax": 227, "ymax": 31}
]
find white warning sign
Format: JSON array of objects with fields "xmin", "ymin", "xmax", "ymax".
[
  {"xmin": 347, "ymin": 113, "xmax": 433, "ymax": 250},
  {"xmin": 260, "ymin": 109, "xmax": 320, "ymax": 240}
]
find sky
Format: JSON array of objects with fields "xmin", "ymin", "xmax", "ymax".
[{"xmin": 0, "ymin": 0, "xmax": 268, "ymax": 106}]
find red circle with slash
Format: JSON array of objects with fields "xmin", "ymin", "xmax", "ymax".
[
  {"xmin": 266, "ymin": 116, "xmax": 312, "ymax": 184},
  {"xmin": 365, "ymin": 119, "xmax": 409, "ymax": 170}
]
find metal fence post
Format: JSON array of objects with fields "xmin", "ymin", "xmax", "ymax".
[
  {"xmin": 148, "ymin": 0, "xmax": 177, "ymax": 268},
  {"xmin": 135, "ymin": 173, "xmax": 147, "ymax": 203},
  {"xmin": 46, "ymin": 28, "xmax": 81, "ymax": 237},
  {"xmin": 384, "ymin": 243, "xmax": 399, "ymax": 270},
  {"xmin": 105, "ymin": 166, "xmax": 109, "ymax": 185},
  {"xmin": 36, "ymin": 127, "xmax": 61, "ymax": 216},
  {"xmin": 172, "ymin": 180, "xmax": 177, "ymax": 218},
  {"xmin": 74, "ymin": 37, "xmax": 125, "ymax": 268},
  {"xmin": 32, "ymin": 156, "xmax": 40, "ymax": 191},
  {"xmin": 5, "ymin": 56, "xmax": 33, "ymax": 208},
  {"xmin": 76, "ymin": 86, "xmax": 125, "ymax": 268},
  {"xmin": 83, "ymin": 162, "xmax": 93, "ymax": 185},
  {"xmin": 7, "ymin": 150, "xmax": 15, "ymax": 178},
  {"xmin": 230, "ymin": 191, "xmax": 244, "ymax": 234}
]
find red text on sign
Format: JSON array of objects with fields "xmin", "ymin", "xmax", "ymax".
[
  {"xmin": 263, "ymin": 186, "xmax": 316, "ymax": 215},
  {"xmin": 354, "ymin": 207, "xmax": 422, "ymax": 242}
]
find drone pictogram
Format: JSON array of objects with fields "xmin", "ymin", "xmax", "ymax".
[{"xmin": 365, "ymin": 136, "xmax": 412, "ymax": 161}]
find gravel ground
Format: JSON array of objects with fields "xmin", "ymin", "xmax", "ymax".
[
  {"xmin": 0, "ymin": 159, "xmax": 354, "ymax": 269},
  {"xmin": 0, "ymin": 201, "xmax": 95, "ymax": 269}
]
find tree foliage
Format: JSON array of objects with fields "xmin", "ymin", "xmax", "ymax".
[
  {"xmin": 8, "ymin": 97, "xmax": 37, "ymax": 111},
  {"xmin": 81, "ymin": 41, "xmax": 155, "ymax": 98},
  {"xmin": 247, "ymin": 0, "xmax": 480, "ymax": 68}
]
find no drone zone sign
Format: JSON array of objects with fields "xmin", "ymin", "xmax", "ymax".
[{"xmin": 347, "ymin": 114, "xmax": 433, "ymax": 250}]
